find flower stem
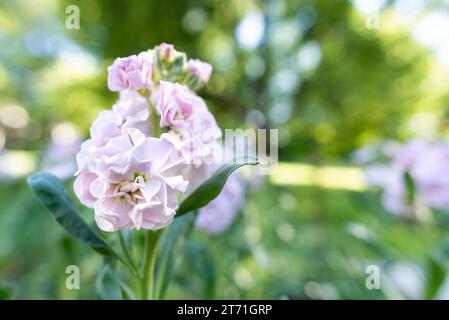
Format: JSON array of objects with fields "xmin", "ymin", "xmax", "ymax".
[
  {"xmin": 151, "ymin": 110, "xmax": 161, "ymax": 137},
  {"xmin": 111, "ymin": 249, "xmax": 141, "ymax": 279},
  {"xmin": 140, "ymin": 230, "xmax": 159, "ymax": 300},
  {"xmin": 118, "ymin": 231, "xmax": 139, "ymax": 277},
  {"xmin": 146, "ymin": 96, "xmax": 161, "ymax": 137}
]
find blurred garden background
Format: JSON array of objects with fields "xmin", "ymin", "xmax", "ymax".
[{"xmin": 2, "ymin": 0, "xmax": 449, "ymax": 299}]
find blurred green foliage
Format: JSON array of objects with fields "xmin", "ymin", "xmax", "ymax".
[{"xmin": 2, "ymin": 0, "xmax": 449, "ymax": 299}]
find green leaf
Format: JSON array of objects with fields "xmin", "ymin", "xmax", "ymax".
[
  {"xmin": 425, "ymin": 252, "xmax": 447, "ymax": 299},
  {"xmin": 96, "ymin": 264, "xmax": 122, "ymax": 300},
  {"xmin": 154, "ymin": 213, "xmax": 195, "ymax": 299},
  {"xmin": 404, "ymin": 171, "xmax": 416, "ymax": 206},
  {"xmin": 119, "ymin": 282, "xmax": 135, "ymax": 300},
  {"xmin": 27, "ymin": 172, "xmax": 117, "ymax": 258},
  {"xmin": 172, "ymin": 53, "xmax": 187, "ymax": 74},
  {"xmin": 346, "ymin": 223, "xmax": 393, "ymax": 260},
  {"xmin": 0, "ymin": 280, "xmax": 14, "ymax": 300},
  {"xmin": 176, "ymin": 157, "xmax": 259, "ymax": 217}
]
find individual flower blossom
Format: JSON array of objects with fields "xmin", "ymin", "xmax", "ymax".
[
  {"xmin": 157, "ymin": 81, "xmax": 195, "ymax": 129},
  {"xmin": 153, "ymin": 43, "xmax": 188, "ymax": 83},
  {"xmin": 187, "ymin": 59, "xmax": 213, "ymax": 85},
  {"xmin": 112, "ymin": 90, "xmax": 151, "ymax": 136},
  {"xmin": 88, "ymin": 110, "xmax": 122, "ymax": 145},
  {"xmin": 76, "ymin": 92, "xmax": 151, "ymax": 174},
  {"xmin": 107, "ymin": 51, "xmax": 154, "ymax": 92},
  {"xmin": 195, "ymin": 171, "xmax": 245, "ymax": 234},
  {"xmin": 180, "ymin": 141, "xmax": 222, "ymax": 194},
  {"xmin": 157, "ymin": 43, "xmax": 175, "ymax": 61},
  {"xmin": 156, "ymin": 81, "xmax": 222, "ymax": 164},
  {"xmin": 74, "ymin": 128, "xmax": 188, "ymax": 231}
]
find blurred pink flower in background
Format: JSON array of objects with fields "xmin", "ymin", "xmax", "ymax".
[
  {"xmin": 107, "ymin": 51, "xmax": 153, "ymax": 92},
  {"xmin": 192, "ymin": 136, "xmax": 257, "ymax": 234},
  {"xmin": 195, "ymin": 171, "xmax": 245, "ymax": 234},
  {"xmin": 41, "ymin": 141, "xmax": 81, "ymax": 180},
  {"xmin": 400, "ymin": 141, "xmax": 449, "ymax": 211},
  {"xmin": 351, "ymin": 140, "xmax": 401, "ymax": 166},
  {"xmin": 359, "ymin": 139, "xmax": 449, "ymax": 215}
]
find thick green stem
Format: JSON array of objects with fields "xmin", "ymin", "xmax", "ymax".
[
  {"xmin": 118, "ymin": 231, "xmax": 139, "ymax": 278},
  {"xmin": 111, "ymin": 249, "xmax": 141, "ymax": 279},
  {"xmin": 140, "ymin": 230, "xmax": 159, "ymax": 300},
  {"xmin": 151, "ymin": 109, "xmax": 161, "ymax": 137}
]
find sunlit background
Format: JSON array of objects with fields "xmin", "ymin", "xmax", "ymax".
[{"xmin": 2, "ymin": 0, "xmax": 449, "ymax": 299}]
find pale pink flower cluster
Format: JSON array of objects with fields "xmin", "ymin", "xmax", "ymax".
[
  {"xmin": 74, "ymin": 43, "xmax": 244, "ymax": 233},
  {"xmin": 357, "ymin": 140, "xmax": 449, "ymax": 215},
  {"xmin": 74, "ymin": 91, "xmax": 188, "ymax": 231}
]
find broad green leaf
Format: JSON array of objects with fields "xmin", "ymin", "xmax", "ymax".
[
  {"xmin": 176, "ymin": 157, "xmax": 259, "ymax": 217},
  {"xmin": 96, "ymin": 264, "xmax": 122, "ymax": 300},
  {"xmin": 154, "ymin": 213, "xmax": 195, "ymax": 299},
  {"xmin": 27, "ymin": 172, "xmax": 116, "ymax": 258}
]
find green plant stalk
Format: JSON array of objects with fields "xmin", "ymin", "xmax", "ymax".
[
  {"xmin": 151, "ymin": 109, "xmax": 161, "ymax": 137},
  {"xmin": 140, "ymin": 230, "xmax": 159, "ymax": 299},
  {"xmin": 118, "ymin": 232, "xmax": 139, "ymax": 278},
  {"xmin": 154, "ymin": 237, "xmax": 171, "ymax": 299},
  {"xmin": 112, "ymin": 249, "xmax": 141, "ymax": 279},
  {"xmin": 146, "ymin": 96, "xmax": 161, "ymax": 137},
  {"xmin": 154, "ymin": 212, "xmax": 195, "ymax": 299}
]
